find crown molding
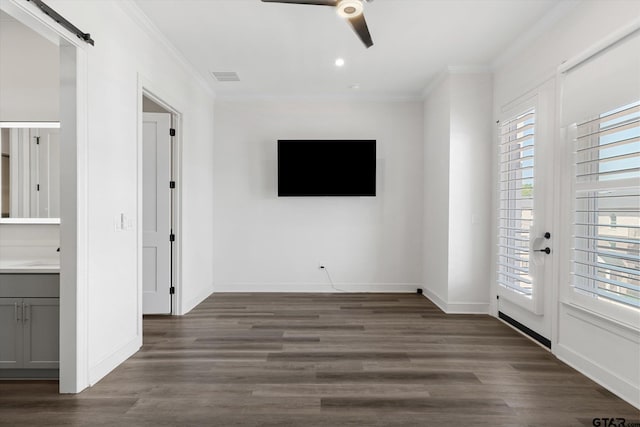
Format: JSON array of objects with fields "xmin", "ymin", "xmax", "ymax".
[
  {"xmin": 214, "ymin": 92, "xmax": 424, "ymax": 103},
  {"xmin": 491, "ymin": 0, "xmax": 581, "ymax": 71},
  {"xmin": 421, "ymin": 70, "xmax": 449, "ymax": 100},
  {"xmin": 116, "ymin": 0, "xmax": 215, "ymax": 98},
  {"xmin": 447, "ymin": 65, "xmax": 492, "ymax": 74}
]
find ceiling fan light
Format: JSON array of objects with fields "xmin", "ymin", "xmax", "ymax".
[{"xmin": 337, "ymin": 0, "xmax": 363, "ymax": 18}]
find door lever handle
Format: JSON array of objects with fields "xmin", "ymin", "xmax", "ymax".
[{"xmin": 537, "ymin": 247, "xmax": 551, "ymax": 254}]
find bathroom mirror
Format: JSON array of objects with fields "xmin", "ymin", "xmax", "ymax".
[{"xmin": 0, "ymin": 122, "xmax": 60, "ymax": 221}]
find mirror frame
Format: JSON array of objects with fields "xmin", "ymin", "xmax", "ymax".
[{"xmin": 0, "ymin": 121, "xmax": 61, "ymax": 224}]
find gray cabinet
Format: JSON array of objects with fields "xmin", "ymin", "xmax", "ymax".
[
  {"xmin": 0, "ymin": 297, "xmax": 59, "ymax": 369},
  {"xmin": 0, "ymin": 298, "xmax": 22, "ymax": 368},
  {"xmin": 23, "ymin": 298, "xmax": 59, "ymax": 369},
  {"xmin": 0, "ymin": 274, "xmax": 59, "ymax": 375}
]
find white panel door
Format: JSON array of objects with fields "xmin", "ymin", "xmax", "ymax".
[
  {"xmin": 496, "ymin": 84, "xmax": 555, "ymax": 344},
  {"xmin": 143, "ymin": 113, "xmax": 172, "ymax": 314}
]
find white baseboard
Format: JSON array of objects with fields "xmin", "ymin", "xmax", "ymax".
[
  {"xmin": 212, "ymin": 282, "xmax": 419, "ymax": 293},
  {"xmin": 180, "ymin": 284, "xmax": 214, "ymax": 315},
  {"xmin": 421, "ymin": 287, "xmax": 490, "ymax": 314},
  {"xmin": 88, "ymin": 335, "xmax": 141, "ymax": 386},
  {"xmin": 555, "ymin": 343, "xmax": 640, "ymax": 410}
]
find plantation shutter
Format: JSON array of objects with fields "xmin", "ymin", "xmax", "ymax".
[
  {"xmin": 562, "ymin": 30, "xmax": 640, "ymax": 309},
  {"xmin": 497, "ymin": 109, "xmax": 536, "ymax": 296}
]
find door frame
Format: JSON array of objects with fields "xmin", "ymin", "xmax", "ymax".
[
  {"xmin": 137, "ymin": 76, "xmax": 183, "ymax": 322},
  {"xmin": 492, "ymin": 78, "xmax": 557, "ymax": 344}
]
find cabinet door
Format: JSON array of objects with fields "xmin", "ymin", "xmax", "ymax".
[
  {"xmin": 22, "ymin": 298, "xmax": 59, "ymax": 369},
  {"xmin": 0, "ymin": 298, "xmax": 23, "ymax": 368}
]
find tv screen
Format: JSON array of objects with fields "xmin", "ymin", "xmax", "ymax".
[{"xmin": 278, "ymin": 140, "xmax": 376, "ymax": 197}]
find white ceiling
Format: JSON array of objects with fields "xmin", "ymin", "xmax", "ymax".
[{"xmin": 133, "ymin": 0, "xmax": 560, "ymax": 98}]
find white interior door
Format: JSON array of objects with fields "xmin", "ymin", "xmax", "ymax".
[
  {"xmin": 143, "ymin": 112, "xmax": 172, "ymax": 314},
  {"xmin": 496, "ymin": 83, "xmax": 555, "ymax": 345}
]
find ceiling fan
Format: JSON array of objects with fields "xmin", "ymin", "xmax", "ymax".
[{"xmin": 261, "ymin": 0, "xmax": 374, "ymax": 48}]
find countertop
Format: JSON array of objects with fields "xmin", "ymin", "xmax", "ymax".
[{"xmin": 0, "ymin": 260, "xmax": 60, "ymax": 274}]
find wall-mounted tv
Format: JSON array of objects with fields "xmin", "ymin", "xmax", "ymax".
[{"xmin": 278, "ymin": 140, "xmax": 376, "ymax": 197}]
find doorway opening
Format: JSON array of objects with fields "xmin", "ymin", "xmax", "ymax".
[
  {"xmin": 141, "ymin": 93, "xmax": 180, "ymax": 316},
  {"xmin": 0, "ymin": 0, "xmax": 89, "ymax": 393}
]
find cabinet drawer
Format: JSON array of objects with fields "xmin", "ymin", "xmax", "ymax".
[{"xmin": 0, "ymin": 274, "xmax": 59, "ymax": 298}]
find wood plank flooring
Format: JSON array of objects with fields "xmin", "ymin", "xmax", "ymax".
[{"xmin": 1, "ymin": 293, "xmax": 638, "ymax": 426}]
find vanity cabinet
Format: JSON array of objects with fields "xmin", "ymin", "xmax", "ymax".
[
  {"xmin": 0, "ymin": 274, "xmax": 59, "ymax": 375},
  {"xmin": 0, "ymin": 298, "xmax": 59, "ymax": 369}
]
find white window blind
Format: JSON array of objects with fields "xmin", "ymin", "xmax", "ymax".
[
  {"xmin": 572, "ymin": 101, "xmax": 640, "ymax": 309},
  {"xmin": 498, "ymin": 109, "xmax": 535, "ymax": 296}
]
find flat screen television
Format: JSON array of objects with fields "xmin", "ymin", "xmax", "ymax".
[{"xmin": 278, "ymin": 140, "xmax": 376, "ymax": 197}]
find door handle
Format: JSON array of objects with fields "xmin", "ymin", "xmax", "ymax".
[
  {"xmin": 537, "ymin": 247, "xmax": 551, "ymax": 254},
  {"xmin": 15, "ymin": 303, "xmax": 20, "ymax": 322},
  {"xmin": 23, "ymin": 303, "xmax": 29, "ymax": 322}
]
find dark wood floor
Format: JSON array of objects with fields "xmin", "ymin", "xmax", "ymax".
[{"xmin": 1, "ymin": 293, "xmax": 638, "ymax": 426}]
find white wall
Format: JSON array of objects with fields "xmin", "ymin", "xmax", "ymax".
[
  {"xmin": 0, "ymin": 10, "xmax": 59, "ymax": 121},
  {"xmin": 492, "ymin": 0, "xmax": 640, "ymax": 408},
  {"xmin": 213, "ymin": 99, "xmax": 423, "ymax": 292},
  {"xmin": 448, "ymin": 73, "xmax": 493, "ymax": 305},
  {"xmin": 422, "ymin": 72, "xmax": 493, "ymax": 313},
  {"xmin": 16, "ymin": 0, "xmax": 216, "ymax": 390},
  {"xmin": 423, "ymin": 77, "xmax": 450, "ymax": 303}
]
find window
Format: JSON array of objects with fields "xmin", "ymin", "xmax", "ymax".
[
  {"xmin": 497, "ymin": 108, "xmax": 536, "ymax": 297},
  {"xmin": 572, "ymin": 101, "xmax": 640, "ymax": 309}
]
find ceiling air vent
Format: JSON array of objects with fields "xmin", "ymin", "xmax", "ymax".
[{"xmin": 212, "ymin": 71, "xmax": 240, "ymax": 82}]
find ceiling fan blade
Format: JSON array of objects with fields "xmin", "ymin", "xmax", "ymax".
[
  {"xmin": 261, "ymin": 0, "xmax": 338, "ymax": 6},
  {"xmin": 347, "ymin": 13, "xmax": 373, "ymax": 48}
]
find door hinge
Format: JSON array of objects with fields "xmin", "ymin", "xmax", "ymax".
[
  {"xmin": 169, "ymin": 233, "xmax": 175, "ymax": 242},
  {"xmin": 169, "ymin": 128, "xmax": 176, "ymax": 137},
  {"xmin": 36, "ymin": 184, "xmax": 40, "ymax": 191},
  {"xmin": 35, "ymin": 136, "xmax": 40, "ymax": 145},
  {"xmin": 169, "ymin": 286, "xmax": 175, "ymax": 295},
  {"xmin": 169, "ymin": 181, "xmax": 175, "ymax": 189}
]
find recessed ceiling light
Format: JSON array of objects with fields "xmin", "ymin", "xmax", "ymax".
[
  {"xmin": 335, "ymin": 58, "xmax": 345, "ymax": 67},
  {"xmin": 349, "ymin": 84, "xmax": 360, "ymax": 90},
  {"xmin": 337, "ymin": 0, "xmax": 364, "ymax": 18}
]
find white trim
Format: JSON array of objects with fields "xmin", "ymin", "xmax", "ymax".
[
  {"xmin": 180, "ymin": 284, "xmax": 214, "ymax": 315},
  {"xmin": 0, "ymin": 218, "xmax": 60, "ymax": 224},
  {"xmin": 421, "ymin": 69, "xmax": 449, "ymax": 100},
  {"xmin": 214, "ymin": 282, "xmax": 419, "ymax": 293},
  {"xmin": 422, "ymin": 287, "xmax": 490, "ymax": 314},
  {"xmin": 421, "ymin": 66, "xmax": 492, "ymax": 100},
  {"xmin": 421, "ymin": 287, "xmax": 448, "ymax": 312},
  {"xmin": 117, "ymin": 0, "xmax": 214, "ymax": 98},
  {"xmin": 0, "ymin": 122, "xmax": 60, "ymax": 128},
  {"xmin": 215, "ymin": 92, "xmax": 424, "ymax": 102},
  {"xmin": 88, "ymin": 336, "xmax": 141, "ymax": 386},
  {"xmin": 556, "ymin": 343, "xmax": 640, "ymax": 410},
  {"xmin": 562, "ymin": 301, "xmax": 640, "ymax": 337},
  {"xmin": 492, "ymin": 0, "xmax": 580, "ymax": 70},
  {"xmin": 447, "ymin": 65, "xmax": 492, "ymax": 74},
  {"xmin": 444, "ymin": 301, "xmax": 490, "ymax": 315},
  {"xmin": 558, "ymin": 19, "xmax": 640, "ymax": 74}
]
